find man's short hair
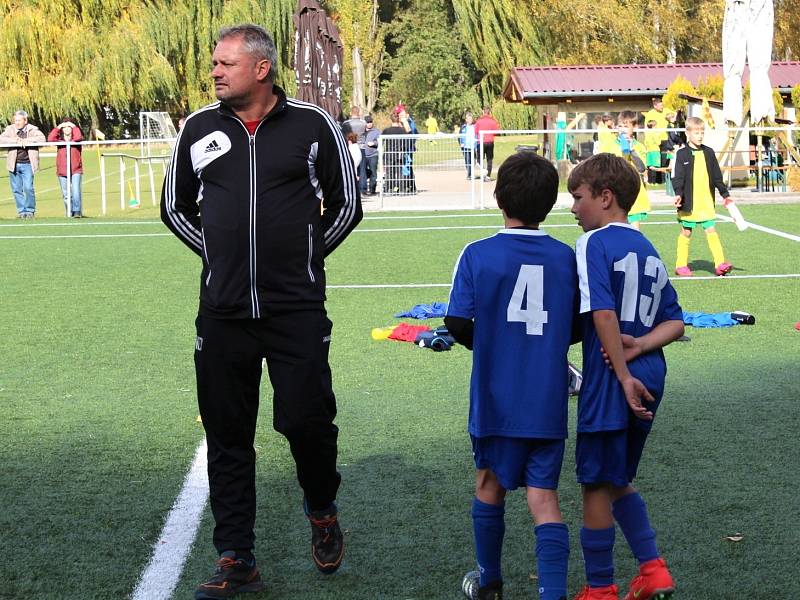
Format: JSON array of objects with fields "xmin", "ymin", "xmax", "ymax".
[
  {"xmin": 685, "ymin": 116, "xmax": 705, "ymax": 130},
  {"xmin": 617, "ymin": 110, "xmax": 638, "ymax": 125},
  {"xmin": 218, "ymin": 24, "xmax": 278, "ymax": 81},
  {"xmin": 494, "ymin": 152, "xmax": 559, "ymax": 225},
  {"xmin": 567, "ymin": 153, "xmax": 640, "ymax": 212},
  {"xmin": 13, "ymin": 110, "xmax": 28, "ymax": 120},
  {"xmin": 646, "ymin": 120, "xmax": 657, "ymax": 127}
]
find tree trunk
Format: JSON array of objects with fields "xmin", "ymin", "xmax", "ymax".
[{"xmin": 352, "ymin": 46, "xmax": 365, "ymax": 112}]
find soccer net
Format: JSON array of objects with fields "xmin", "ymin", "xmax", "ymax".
[{"xmin": 139, "ymin": 111, "xmax": 177, "ymax": 159}]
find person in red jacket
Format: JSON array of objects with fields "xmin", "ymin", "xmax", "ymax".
[
  {"xmin": 474, "ymin": 107, "xmax": 501, "ymax": 181},
  {"xmin": 47, "ymin": 121, "xmax": 84, "ymax": 217}
]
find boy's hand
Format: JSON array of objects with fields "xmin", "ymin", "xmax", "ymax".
[
  {"xmin": 621, "ymin": 376, "xmax": 654, "ymax": 420},
  {"xmin": 673, "ymin": 195, "xmax": 683, "ymax": 207},
  {"xmin": 601, "ymin": 334, "xmax": 642, "ymax": 367}
]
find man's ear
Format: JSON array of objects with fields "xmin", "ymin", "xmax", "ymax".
[{"xmin": 256, "ymin": 59, "xmax": 271, "ymax": 82}]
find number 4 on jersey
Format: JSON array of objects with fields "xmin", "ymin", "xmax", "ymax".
[{"xmin": 507, "ymin": 264, "xmax": 548, "ymax": 335}]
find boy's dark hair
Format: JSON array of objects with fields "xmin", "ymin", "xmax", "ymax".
[
  {"xmin": 618, "ymin": 110, "xmax": 638, "ymax": 125},
  {"xmin": 567, "ymin": 153, "xmax": 641, "ymax": 212},
  {"xmin": 646, "ymin": 120, "xmax": 657, "ymax": 128},
  {"xmin": 494, "ymin": 152, "xmax": 559, "ymax": 224}
]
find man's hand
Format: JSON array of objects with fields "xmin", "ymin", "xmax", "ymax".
[
  {"xmin": 621, "ymin": 376, "xmax": 654, "ymax": 420},
  {"xmin": 673, "ymin": 195, "xmax": 683, "ymax": 207}
]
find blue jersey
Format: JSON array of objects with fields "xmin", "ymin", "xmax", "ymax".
[
  {"xmin": 447, "ymin": 228, "xmax": 578, "ymax": 439},
  {"xmin": 575, "ymin": 223, "xmax": 682, "ymax": 432}
]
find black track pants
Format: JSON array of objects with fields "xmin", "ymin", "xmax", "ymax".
[{"xmin": 194, "ymin": 311, "xmax": 341, "ymax": 553}]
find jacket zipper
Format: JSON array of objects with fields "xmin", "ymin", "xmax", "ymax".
[
  {"xmin": 248, "ymin": 133, "xmax": 259, "ymax": 318},
  {"xmin": 307, "ymin": 224, "xmax": 315, "ymax": 283}
]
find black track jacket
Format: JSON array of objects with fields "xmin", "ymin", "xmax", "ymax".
[
  {"xmin": 672, "ymin": 144, "xmax": 730, "ymax": 214},
  {"xmin": 161, "ymin": 87, "xmax": 362, "ymax": 318}
]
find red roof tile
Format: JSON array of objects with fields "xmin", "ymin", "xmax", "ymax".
[{"xmin": 504, "ymin": 62, "xmax": 800, "ymax": 102}]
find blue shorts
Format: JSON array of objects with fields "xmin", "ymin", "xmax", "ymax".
[
  {"xmin": 575, "ymin": 423, "xmax": 651, "ymax": 487},
  {"xmin": 471, "ymin": 435, "xmax": 565, "ymax": 491}
]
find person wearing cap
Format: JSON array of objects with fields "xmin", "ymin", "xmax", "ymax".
[{"xmin": 48, "ymin": 120, "xmax": 85, "ymax": 217}]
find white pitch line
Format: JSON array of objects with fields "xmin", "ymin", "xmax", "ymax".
[
  {"xmin": 0, "ymin": 220, "xmax": 163, "ymax": 228},
  {"xmin": 716, "ymin": 214, "xmax": 800, "ymax": 242},
  {"xmin": 131, "ymin": 439, "xmax": 208, "ymax": 600},
  {"xmin": 328, "ymin": 273, "xmax": 800, "ymax": 289},
  {"xmin": 1, "ymin": 222, "xmax": 686, "ymax": 239},
  {"xmin": 0, "ymin": 232, "xmax": 172, "ymax": 240}
]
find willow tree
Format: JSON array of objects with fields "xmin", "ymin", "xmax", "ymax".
[
  {"xmin": 0, "ymin": 0, "xmax": 176, "ymax": 128},
  {"xmin": 327, "ymin": 0, "xmax": 384, "ymax": 113},
  {"xmin": 143, "ymin": 0, "xmax": 297, "ymax": 114},
  {"xmin": 451, "ymin": 0, "xmax": 549, "ymax": 101},
  {"xmin": 0, "ymin": 0, "xmax": 297, "ymax": 131}
]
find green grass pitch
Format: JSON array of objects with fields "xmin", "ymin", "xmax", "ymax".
[{"xmin": 0, "ymin": 203, "xmax": 798, "ymax": 599}]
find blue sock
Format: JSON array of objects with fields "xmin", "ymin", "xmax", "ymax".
[
  {"xmin": 534, "ymin": 522, "xmax": 569, "ymax": 600},
  {"xmin": 580, "ymin": 526, "xmax": 615, "ymax": 587},
  {"xmin": 612, "ymin": 492, "xmax": 659, "ymax": 564},
  {"xmin": 472, "ymin": 497, "xmax": 505, "ymax": 587}
]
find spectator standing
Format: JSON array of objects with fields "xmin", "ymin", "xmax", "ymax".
[
  {"xmin": 363, "ymin": 115, "xmax": 380, "ymax": 196},
  {"xmin": 459, "ymin": 112, "xmax": 477, "ymax": 179},
  {"xmin": 342, "ymin": 106, "xmax": 368, "ymax": 194},
  {"xmin": 382, "ymin": 112, "xmax": 409, "ymax": 195},
  {"xmin": 643, "ymin": 121, "xmax": 662, "ymax": 185},
  {"xmin": 1, "ymin": 110, "xmax": 46, "ymax": 218},
  {"xmin": 474, "ymin": 107, "xmax": 501, "ymax": 181},
  {"xmin": 397, "ymin": 106, "xmax": 418, "ymax": 194},
  {"xmin": 48, "ymin": 120, "xmax": 84, "ymax": 217},
  {"xmin": 161, "ymin": 24, "xmax": 361, "ymax": 599}
]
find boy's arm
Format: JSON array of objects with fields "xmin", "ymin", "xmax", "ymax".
[
  {"xmin": 443, "ymin": 316, "xmax": 473, "ymax": 350},
  {"xmin": 603, "ymin": 319, "xmax": 685, "ymax": 364},
  {"xmin": 707, "ymin": 147, "xmax": 731, "ymax": 200},
  {"xmin": 593, "ymin": 310, "xmax": 654, "ymax": 420},
  {"xmin": 672, "ymin": 148, "xmax": 686, "ymax": 206}
]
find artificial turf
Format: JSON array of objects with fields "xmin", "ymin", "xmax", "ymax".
[{"xmin": 0, "ymin": 204, "xmax": 798, "ymax": 599}]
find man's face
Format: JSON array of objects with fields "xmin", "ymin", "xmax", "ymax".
[
  {"xmin": 366, "ymin": 121, "xmax": 373, "ymax": 130},
  {"xmin": 570, "ymin": 183, "xmax": 605, "ymax": 232},
  {"xmin": 687, "ymin": 125, "xmax": 705, "ymax": 147},
  {"xmin": 654, "ymin": 100, "xmax": 664, "ymax": 112},
  {"xmin": 13, "ymin": 115, "xmax": 27, "ymax": 129},
  {"xmin": 211, "ymin": 36, "xmax": 270, "ymax": 107}
]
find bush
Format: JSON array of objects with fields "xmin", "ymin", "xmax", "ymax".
[{"xmin": 663, "ymin": 76, "xmax": 696, "ymax": 112}]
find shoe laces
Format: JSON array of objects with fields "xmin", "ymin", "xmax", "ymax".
[{"xmin": 310, "ymin": 515, "xmax": 337, "ymax": 542}]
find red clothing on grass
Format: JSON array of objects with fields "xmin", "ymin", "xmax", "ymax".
[{"xmin": 388, "ymin": 323, "xmax": 431, "ymax": 342}]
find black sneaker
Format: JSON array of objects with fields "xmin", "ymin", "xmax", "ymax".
[
  {"xmin": 462, "ymin": 570, "xmax": 503, "ymax": 600},
  {"xmin": 195, "ymin": 551, "xmax": 265, "ymax": 599},
  {"xmin": 307, "ymin": 505, "xmax": 344, "ymax": 574}
]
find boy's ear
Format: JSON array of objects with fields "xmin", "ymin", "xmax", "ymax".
[{"xmin": 599, "ymin": 188, "xmax": 615, "ymax": 208}]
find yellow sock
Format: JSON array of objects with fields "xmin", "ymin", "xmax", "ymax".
[
  {"xmin": 676, "ymin": 234, "xmax": 690, "ymax": 268},
  {"xmin": 706, "ymin": 231, "xmax": 725, "ymax": 266}
]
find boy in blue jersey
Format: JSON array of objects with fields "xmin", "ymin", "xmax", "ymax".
[
  {"xmin": 445, "ymin": 152, "xmax": 579, "ymax": 600},
  {"xmin": 567, "ymin": 153, "xmax": 685, "ymax": 600}
]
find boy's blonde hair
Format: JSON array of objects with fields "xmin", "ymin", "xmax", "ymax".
[
  {"xmin": 567, "ymin": 153, "xmax": 641, "ymax": 212},
  {"xmin": 685, "ymin": 116, "xmax": 705, "ymax": 130}
]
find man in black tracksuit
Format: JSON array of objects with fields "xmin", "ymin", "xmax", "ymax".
[{"xmin": 161, "ymin": 24, "xmax": 361, "ymax": 599}]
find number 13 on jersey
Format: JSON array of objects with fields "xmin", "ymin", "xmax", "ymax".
[{"xmin": 507, "ymin": 264, "xmax": 548, "ymax": 335}]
